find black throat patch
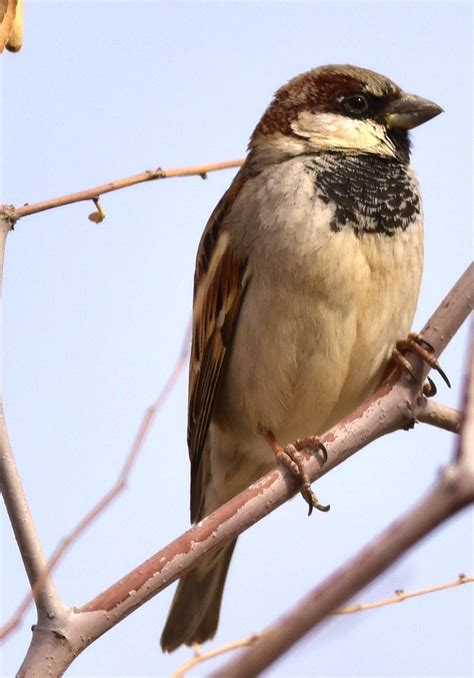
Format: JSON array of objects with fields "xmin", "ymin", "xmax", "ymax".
[{"xmin": 306, "ymin": 153, "xmax": 421, "ymax": 236}]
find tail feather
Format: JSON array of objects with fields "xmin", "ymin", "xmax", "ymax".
[{"xmin": 160, "ymin": 539, "xmax": 237, "ymax": 652}]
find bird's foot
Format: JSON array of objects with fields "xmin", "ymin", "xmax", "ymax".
[
  {"xmin": 392, "ymin": 332, "xmax": 451, "ymax": 389},
  {"xmin": 261, "ymin": 429, "xmax": 330, "ymax": 516}
]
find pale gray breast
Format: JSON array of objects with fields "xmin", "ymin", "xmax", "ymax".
[
  {"xmin": 217, "ymin": 151, "xmax": 423, "ymax": 442},
  {"xmin": 228, "ymin": 158, "xmax": 333, "ymax": 279},
  {"xmin": 228, "ymin": 152, "xmax": 422, "ymax": 272}
]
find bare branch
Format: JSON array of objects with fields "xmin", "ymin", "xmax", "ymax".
[
  {"xmin": 0, "ymin": 217, "xmax": 66, "ymax": 627},
  {"xmin": 170, "ymin": 574, "xmax": 472, "ymax": 678},
  {"xmin": 214, "ymin": 476, "xmax": 473, "ymax": 678},
  {"xmin": 415, "ymin": 398, "xmax": 463, "ymax": 433},
  {"xmin": 335, "ymin": 573, "xmax": 473, "ymax": 614},
  {"xmin": 7, "ymin": 159, "xmax": 243, "ymax": 222},
  {"xmin": 0, "ymin": 324, "xmax": 189, "ymax": 641},
  {"xmin": 170, "ymin": 634, "xmax": 265, "ymax": 678},
  {"xmin": 212, "ymin": 317, "xmax": 474, "ymax": 678},
  {"xmin": 456, "ymin": 327, "xmax": 474, "ymax": 470},
  {"xmin": 14, "ymin": 264, "xmax": 471, "ymax": 676}
]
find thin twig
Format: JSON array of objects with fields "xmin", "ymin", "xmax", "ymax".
[
  {"xmin": 10, "ymin": 159, "xmax": 243, "ymax": 221},
  {"xmin": 172, "ymin": 574, "xmax": 472, "ymax": 677},
  {"xmin": 212, "ymin": 323, "xmax": 474, "ymax": 678},
  {"xmin": 72, "ymin": 266, "xmax": 472, "ymax": 613},
  {"xmin": 214, "ymin": 477, "xmax": 474, "ymax": 678},
  {"xmin": 170, "ymin": 634, "xmax": 264, "ymax": 678},
  {"xmin": 15, "ymin": 265, "xmax": 473, "ymax": 676},
  {"xmin": 0, "ymin": 216, "xmax": 65, "ymax": 626},
  {"xmin": 335, "ymin": 573, "xmax": 473, "ymax": 614},
  {"xmin": 0, "ymin": 325, "xmax": 190, "ymax": 642},
  {"xmin": 457, "ymin": 327, "xmax": 474, "ymax": 470}
]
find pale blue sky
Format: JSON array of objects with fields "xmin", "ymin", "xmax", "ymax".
[{"xmin": 1, "ymin": 2, "xmax": 472, "ymax": 676}]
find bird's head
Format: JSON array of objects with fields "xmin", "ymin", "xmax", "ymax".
[{"xmin": 249, "ymin": 64, "xmax": 442, "ymax": 164}]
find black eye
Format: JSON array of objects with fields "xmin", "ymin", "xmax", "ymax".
[{"xmin": 342, "ymin": 94, "xmax": 369, "ymax": 115}]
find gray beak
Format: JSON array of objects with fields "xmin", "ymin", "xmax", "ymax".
[{"xmin": 382, "ymin": 93, "xmax": 443, "ymax": 130}]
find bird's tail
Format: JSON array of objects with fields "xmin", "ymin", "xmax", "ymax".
[{"xmin": 160, "ymin": 539, "xmax": 237, "ymax": 652}]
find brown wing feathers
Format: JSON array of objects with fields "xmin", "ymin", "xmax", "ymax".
[{"xmin": 187, "ymin": 177, "xmax": 250, "ymax": 521}]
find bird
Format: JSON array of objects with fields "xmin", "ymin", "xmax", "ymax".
[{"xmin": 160, "ymin": 64, "xmax": 443, "ymax": 652}]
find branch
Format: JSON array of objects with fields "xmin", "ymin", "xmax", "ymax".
[
  {"xmin": 335, "ymin": 573, "xmax": 473, "ymax": 614},
  {"xmin": 16, "ymin": 264, "xmax": 473, "ymax": 676},
  {"xmin": 170, "ymin": 634, "xmax": 265, "ymax": 678},
  {"xmin": 216, "ymin": 474, "xmax": 473, "ymax": 678},
  {"xmin": 415, "ymin": 398, "xmax": 463, "ymax": 433},
  {"xmin": 170, "ymin": 575, "xmax": 473, "ymax": 677},
  {"xmin": 0, "ymin": 217, "xmax": 67, "ymax": 626},
  {"xmin": 0, "ymin": 325, "xmax": 189, "ymax": 642},
  {"xmin": 4, "ymin": 159, "xmax": 243, "ymax": 222},
  {"xmin": 213, "ymin": 320, "xmax": 474, "ymax": 678}
]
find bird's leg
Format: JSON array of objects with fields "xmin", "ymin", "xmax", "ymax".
[
  {"xmin": 261, "ymin": 429, "xmax": 330, "ymax": 516},
  {"xmin": 392, "ymin": 332, "xmax": 451, "ymax": 388}
]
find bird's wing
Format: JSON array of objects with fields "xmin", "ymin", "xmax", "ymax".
[{"xmin": 188, "ymin": 174, "xmax": 250, "ymax": 521}]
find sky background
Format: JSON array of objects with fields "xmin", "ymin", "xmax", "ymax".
[{"xmin": 1, "ymin": 1, "xmax": 472, "ymax": 677}]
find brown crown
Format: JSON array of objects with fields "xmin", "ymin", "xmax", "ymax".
[{"xmin": 250, "ymin": 64, "xmax": 402, "ymax": 143}]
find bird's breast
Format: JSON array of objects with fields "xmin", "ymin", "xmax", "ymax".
[{"xmin": 215, "ymin": 155, "xmax": 423, "ymax": 445}]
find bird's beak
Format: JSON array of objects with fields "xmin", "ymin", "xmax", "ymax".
[{"xmin": 382, "ymin": 93, "xmax": 443, "ymax": 130}]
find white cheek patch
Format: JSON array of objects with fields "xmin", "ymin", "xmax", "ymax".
[{"xmin": 291, "ymin": 111, "xmax": 397, "ymax": 157}]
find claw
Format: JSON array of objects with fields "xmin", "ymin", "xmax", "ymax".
[
  {"xmin": 307, "ymin": 491, "xmax": 330, "ymax": 516},
  {"xmin": 300, "ymin": 473, "xmax": 330, "ymax": 515},
  {"xmin": 408, "ymin": 332, "xmax": 434, "ymax": 352},
  {"xmin": 423, "ymin": 376, "xmax": 437, "ymax": 398},
  {"xmin": 392, "ymin": 348, "xmax": 416, "ymax": 382},
  {"xmin": 294, "ymin": 436, "xmax": 328, "ymax": 464},
  {"xmin": 261, "ymin": 429, "xmax": 330, "ymax": 515},
  {"xmin": 393, "ymin": 332, "xmax": 451, "ymax": 389},
  {"xmin": 431, "ymin": 361, "xmax": 451, "ymax": 389}
]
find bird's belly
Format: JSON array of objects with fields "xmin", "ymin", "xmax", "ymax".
[{"xmin": 214, "ymin": 221, "xmax": 423, "ymax": 447}]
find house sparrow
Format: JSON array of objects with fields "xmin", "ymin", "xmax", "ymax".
[{"xmin": 160, "ymin": 64, "xmax": 443, "ymax": 652}]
